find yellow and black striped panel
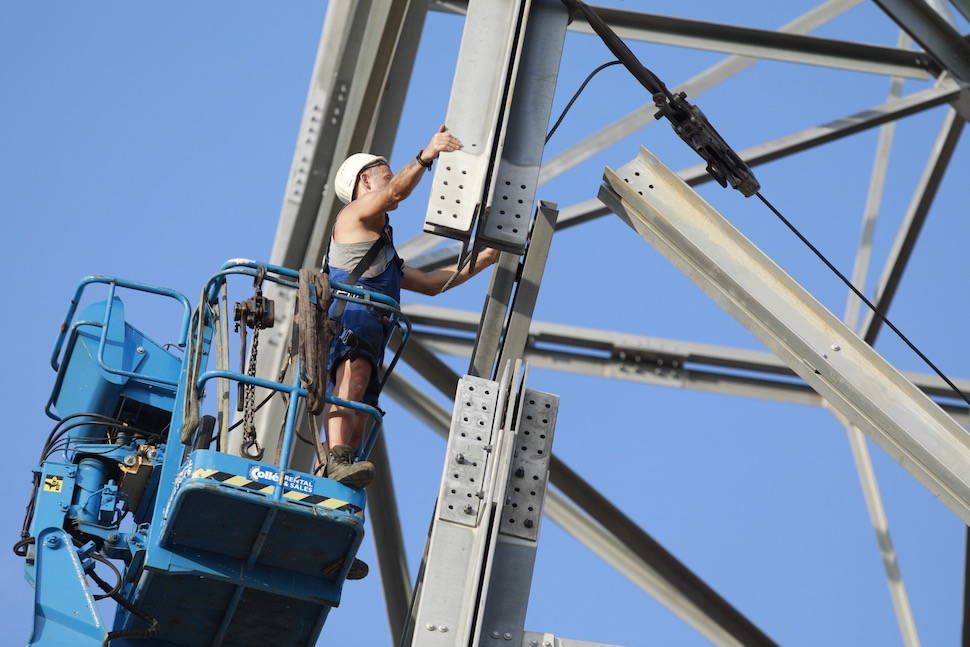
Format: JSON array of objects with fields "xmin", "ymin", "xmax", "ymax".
[{"xmin": 191, "ymin": 468, "xmax": 363, "ymax": 518}]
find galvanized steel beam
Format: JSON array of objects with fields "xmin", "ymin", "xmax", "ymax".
[
  {"xmin": 424, "ymin": 0, "xmax": 568, "ymax": 253},
  {"xmin": 859, "ymin": 107, "xmax": 966, "ymax": 345},
  {"xmin": 430, "ymin": 0, "xmax": 927, "ymax": 78},
  {"xmin": 872, "ymin": 0, "xmax": 970, "ymax": 82},
  {"xmin": 599, "ymin": 145, "xmax": 970, "ymax": 523},
  {"xmin": 400, "ymin": 303, "xmax": 970, "ymax": 409},
  {"xmin": 395, "ymin": 337, "xmax": 777, "ymax": 646}
]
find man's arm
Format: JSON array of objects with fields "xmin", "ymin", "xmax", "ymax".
[
  {"xmin": 402, "ymin": 248, "xmax": 501, "ymax": 296},
  {"xmin": 350, "ymin": 126, "xmax": 462, "ymax": 221}
]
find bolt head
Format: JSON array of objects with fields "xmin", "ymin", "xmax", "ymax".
[
  {"xmin": 523, "ymin": 518, "xmax": 534, "ymax": 528},
  {"xmin": 439, "ymin": 625, "xmax": 449, "ymax": 633},
  {"xmin": 491, "ymin": 631, "xmax": 501, "ymax": 639},
  {"xmin": 136, "ymin": 346, "xmax": 145, "ymax": 354},
  {"xmin": 123, "ymin": 455, "xmax": 137, "ymax": 466},
  {"xmin": 44, "ymin": 535, "xmax": 60, "ymax": 549},
  {"xmin": 504, "ymin": 633, "xmax": 512, "ymax": 640},
  {"xmin": 426, "ymin": 624, "xmax": 436, "ymax": 632},
  {"xmin": 831, "ymin": 344, "xmax": 841, "ymax": 351},
  {"xmin": 463, "ymin": 504, "xmax": 475, "ymax": 515}
]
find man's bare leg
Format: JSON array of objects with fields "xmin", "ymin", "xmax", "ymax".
[{"xmin": 323, "ymin": 357, "xmax": 375, "ymax": 489}]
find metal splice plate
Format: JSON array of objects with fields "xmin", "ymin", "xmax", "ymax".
[
  {"xmin": 440, "ymin": 376, "xmax": 500, "ymax": 525},
  {"xmin": 501, "ymin": 389, "xmax": 558, "ymax": 540}
]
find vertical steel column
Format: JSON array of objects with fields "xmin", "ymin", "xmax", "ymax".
[
  {"xmin": 424, "ymin": 0, "xmax": 568, "ymax": 253},
  {"xmin": 409, "ymin": 370, "xmax": 515, "ymax": 646},
  {"xmin": 469, "ymin": 252, "xmax": 520, "ymax": 378},
  {"xmin": 496, "ymin": 201, "xmax": 558, "ymax": 369},
  {"xmin": 424, "ymin": 0, "xmax": 531, "ymax": 241}
]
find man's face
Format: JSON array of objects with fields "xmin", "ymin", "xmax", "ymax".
[{"xmin": 359, "ymin": 163, "xmax": 392, "ymax": 195}]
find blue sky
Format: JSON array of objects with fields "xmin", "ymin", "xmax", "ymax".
[{"xmin": 3, "ymin": 2, "xmax": 969, "ymax": 645}]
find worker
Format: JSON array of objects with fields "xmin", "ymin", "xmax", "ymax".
[{"xmin": 324, "ymin": 126, "xmax": 499, "ymax": 489}]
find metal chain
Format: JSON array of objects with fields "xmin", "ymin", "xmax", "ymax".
[{"xmin": 242, "ymin": 323, "xmax": 263, "ymax": 459}]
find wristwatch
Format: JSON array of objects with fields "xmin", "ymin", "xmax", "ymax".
[{"xmin": 416, "ymin": 151, "xmax": 433, "ymax": 169}]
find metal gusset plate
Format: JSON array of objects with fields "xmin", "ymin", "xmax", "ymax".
[
  {"xmin": 440, "ymin": 376, "xmax": 500, "ymax": 525},
  {"xmin": 500, "ymin": 389, "xmax": 558, "ymax": 541}
]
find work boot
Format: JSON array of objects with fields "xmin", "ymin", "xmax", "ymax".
[
  {"xmin": 325, "ymin": 445, "xmax": 374, "ymax": 488},
  {"xmin": 322, "ymin": 557, "xmax": 369, "ymax": 581}
]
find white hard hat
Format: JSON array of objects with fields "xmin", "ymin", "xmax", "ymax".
[{"xmin": 334, "ymin": 153, "xmax": 388, "ymax": 204}]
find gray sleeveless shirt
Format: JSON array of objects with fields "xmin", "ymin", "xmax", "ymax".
[{"xmin": 327, "ymin": 238, "xmax": 396, "ymax": 279}]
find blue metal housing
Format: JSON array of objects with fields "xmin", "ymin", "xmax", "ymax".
[{"xmin": 23, "ymin": 262, "xmax": 408, "ymax": 647}]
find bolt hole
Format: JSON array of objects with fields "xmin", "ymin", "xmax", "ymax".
[
  {"xmin": 634, "ymin": 171, "xmax": 640, "ymax": 176},
  {"xmin": 505, "ymin": 180, "xmax": 511, "ymax": 185},
  {"xmin": 500, "ymin": 210, "xmax": 506, "ymax": 215},
  {"xmin": 524, "ymin": 430, "xmax": 530, "ymax": 435},
  {"xmin": 446, "ymin": 166, "xmax": 452, "ymax": 171},
  {"xmin": 448, "ymin": 504, "xmax": 454, "ymax": 509},
  {"xmin": 512, "ymin": 228, "xmax": 517, "ymax": 233},
  {"xmin": 529, "ymin": 400, "xmax": 535, "ymax": 405},
  {"xmin": 497, "ymin": 225, "xmax": 503, "ymax": 230}
]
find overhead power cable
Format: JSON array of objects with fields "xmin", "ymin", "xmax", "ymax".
[{"xmin": 553, "ymin": 0, "xmax": 969, "ymax": 408}]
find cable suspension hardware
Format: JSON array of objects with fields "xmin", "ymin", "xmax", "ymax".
[{"xmin": 556, "ymin": 0, "xmax": 968, "ymax": 409}]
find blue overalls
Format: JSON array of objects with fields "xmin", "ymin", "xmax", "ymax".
[{"xmin": 327, "ymin": 222, "xmax": 403, "ymax": 407}]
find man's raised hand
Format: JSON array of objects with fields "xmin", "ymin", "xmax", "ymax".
[{"xmin": 423, "ymin": 125, "xmax": 463, "ymax": 161}]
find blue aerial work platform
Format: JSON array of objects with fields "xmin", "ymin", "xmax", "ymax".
[{"xmin": 20, "ymin": 260, "xmax": 410, "ymax": 647}]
